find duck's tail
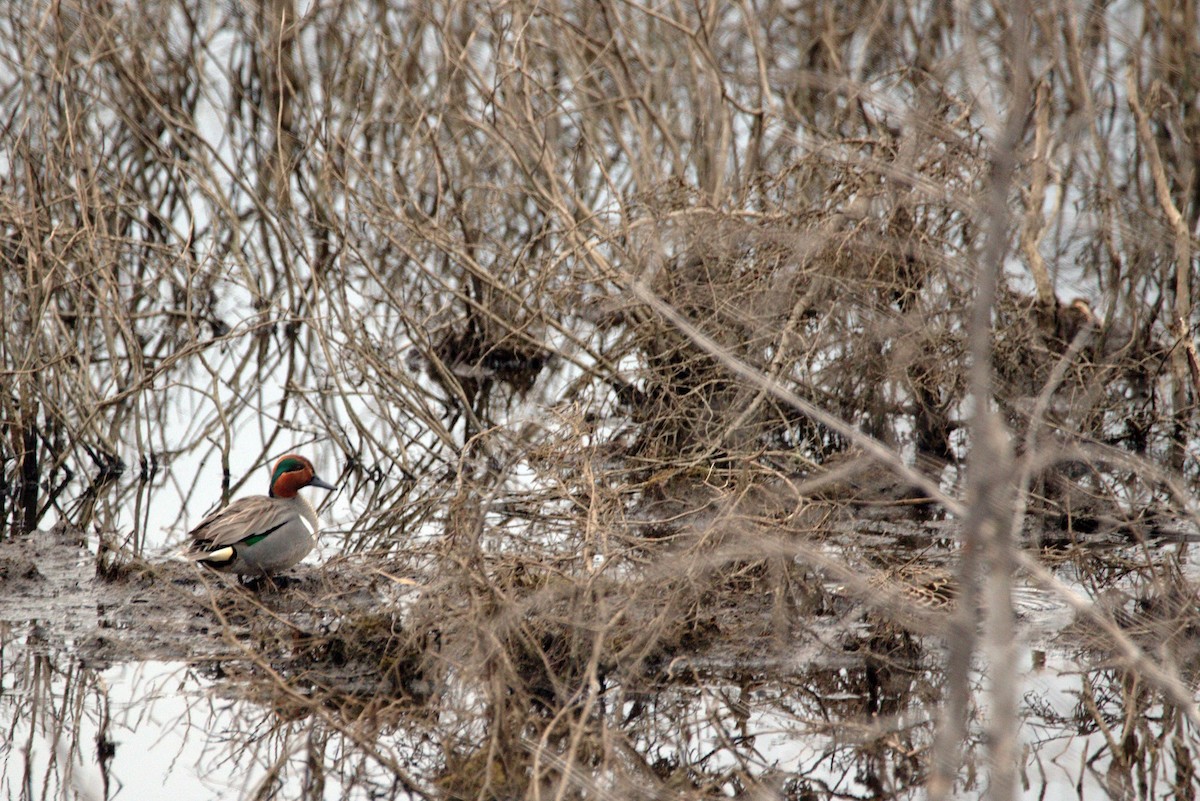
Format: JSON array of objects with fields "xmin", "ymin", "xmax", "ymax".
[{"xmin": 180, "ymin": 544, "xmax": 236, "ymax": 567}]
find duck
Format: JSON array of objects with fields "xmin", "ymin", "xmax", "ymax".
[{"xmin": 185, "ymin": 453, "xmax": 336, "ymax": 577}]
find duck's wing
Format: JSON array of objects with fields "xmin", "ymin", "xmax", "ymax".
[{"xmin": 187, "ymin": 496, "xmax": 292, "ymax": 552}]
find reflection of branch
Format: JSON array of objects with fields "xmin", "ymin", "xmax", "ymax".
[{"xmin": 1016, "ymin": 550, "xmax": 1200, "ymax": 727}]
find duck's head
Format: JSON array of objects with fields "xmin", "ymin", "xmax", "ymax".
[{"xmin": 268, "ymin": 454, "xmax": 337, "ymax": 498}]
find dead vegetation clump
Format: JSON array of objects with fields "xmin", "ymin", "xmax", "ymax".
[{"xmin": 608, "ymin": 154, "xmax": 979, "ymax": 479}]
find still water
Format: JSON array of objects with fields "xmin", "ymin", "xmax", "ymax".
[{"xmin": 3, "ymin": 521, "xmax": 1195, "ymax": 800}]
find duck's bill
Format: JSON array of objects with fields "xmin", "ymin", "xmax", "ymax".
[{"xmin": 310, "ymin": 476, "xmax": 337, "ymax": 491}]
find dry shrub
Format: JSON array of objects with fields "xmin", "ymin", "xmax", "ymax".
[{"xmin": 2, "ymin": 0, "xmax": 1200, "ymax": 798}]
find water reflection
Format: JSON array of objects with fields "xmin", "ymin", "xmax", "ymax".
[
  {"xmin": 0, "ymin": 622, "xmax": 1194, "ymax": 801},
  {"xmin": 3, "ymin": 536, "xmax": 1200, "ymax": 800},
  {"xmin": 0, "ymin": 626, "xmax": 438, "ymax": 801},
  {"xmin": 1, "ymin": 630, "xmax": 201, "ymax": 800}
]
